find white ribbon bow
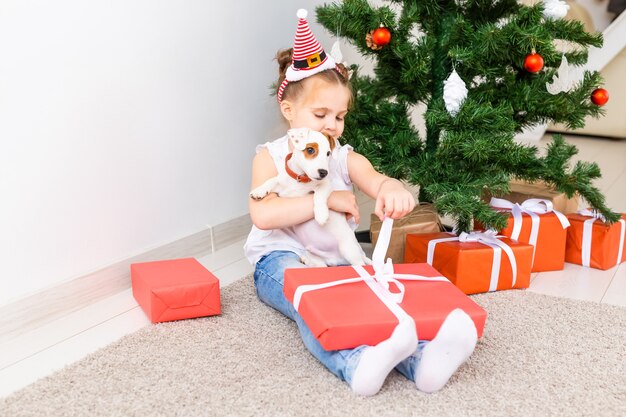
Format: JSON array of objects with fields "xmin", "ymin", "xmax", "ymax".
[
  {"xmin": 490, "ymin": 197, "xmax": 570, "ymax": 266},
  {"xmin": 292, "ymin": 217, "xmax": 449, "ymax": 332},
  {"xmin": 427, "ymin": 229, "xmax": 516, "ymax": 292},
  {"xmin": 576, "ymin": 209, "xmax": 625, "ymax": 267},
  {"xmin": 577, "ymin": 208, "xmax": 607, "ymax": 222}
]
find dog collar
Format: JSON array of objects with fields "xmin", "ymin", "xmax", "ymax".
[{"xmin": 285, "ymin": 153, "xmax": 312, "ymax": 183}]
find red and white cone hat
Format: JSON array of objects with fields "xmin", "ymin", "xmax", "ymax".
[{"xmin": 277, "ymin": 9, "xmax": 337, "ymax": 102}]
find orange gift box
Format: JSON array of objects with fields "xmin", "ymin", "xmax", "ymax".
[
  {"xmin": 565, "ymin": 213, "xmax": 626, "ymax": 270},
  {"xmin": 485, "ymin": 198, "xmax": 570, "ymax": 272},
  {"xmin": 283, "ymin": 263, "xmax": 487, "ymax": 351},
  {"xmin": 404, "ymin": 232, "xmax": 533, "ymax": 295},
  {"xmin": 499, "ymin": 213, "xmax": 567, "ymax": 272},
  {"xmin": 131, "ymin": 258, "xmax": 220, "ymax": 323}
]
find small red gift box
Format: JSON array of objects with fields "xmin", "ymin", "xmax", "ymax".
[
  {"xmin": 404, "ymin": 231, "xmax": 533, "ymax": 295},
  {"xmin": 283, "ymin": 262, "xmax": 487, "ymax": 351},
  {"xmin": 565, "ymin": 211, "xmax": 626, "ymax": 270},
  {"xmin": 486, "ymin": 198, "xmax": 570, "ymax": 272},
  {"xmin": 131, "ymin": 258, "xmax": 220, "ymax": 323}
]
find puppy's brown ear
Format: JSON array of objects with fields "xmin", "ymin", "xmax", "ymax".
[{"xmin": 324, "ymin": 133, "xmax": 336, "ymax": 152}]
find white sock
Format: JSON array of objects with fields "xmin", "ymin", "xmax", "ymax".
[
  {"xmin": 414, "ymin": 308, "xmax": 478, "ymax": 393},
  {"xmin": 350, "ymin": 318, "xmax": 417, "ymax": 396}
]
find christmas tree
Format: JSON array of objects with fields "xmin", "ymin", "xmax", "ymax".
[{"xmin": 316, "ymin": 0, "xmax": 619, "ymax": 232}]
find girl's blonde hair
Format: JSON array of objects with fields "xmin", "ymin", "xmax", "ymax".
[{"xmin": 275, "ymin": 48, "xmax": 353, "ymax": 106}]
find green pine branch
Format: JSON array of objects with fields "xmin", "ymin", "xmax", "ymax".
[{"xmin": 315, "ymin": 0, "xmax": 619, "ymax": 232}]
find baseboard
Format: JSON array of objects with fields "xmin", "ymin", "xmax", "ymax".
[
  {"xmin": 0, "ymin": 214, "xmax": 252, "ymax": 342},
  {"xmin": 212, "ymin": 214, "xmax": 253, "ymax": 251}
]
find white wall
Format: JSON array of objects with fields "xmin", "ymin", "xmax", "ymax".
[{"xmin": 0, "ymin": 0, "xmax": 346, "ymax": 305}]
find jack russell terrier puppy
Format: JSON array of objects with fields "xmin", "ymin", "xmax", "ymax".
[{"xmin": 250, "ymin": 127, "xmax": 371, "ymax": 267}]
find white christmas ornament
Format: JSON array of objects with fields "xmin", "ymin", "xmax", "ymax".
[
  {"xmin": 546, "ymin": 55, "xmax": 585, "ymax": 94},
  {"xmin": 330, "ymin": 40, "xmax": 344, "ymax": 64},
  {"xmin": 330, "ymin": 40, "xmax": 353, "ymax": 79},
  {"xmin": 542, "ymin": 0, "xmax": 570, "ymax": 20},
  {"xmin": 444, "ymin": 69, "xmax": 468, "ymax": 117}
]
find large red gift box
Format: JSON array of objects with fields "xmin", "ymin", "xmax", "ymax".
[
  {"xmin": 131, "ymin": 258, "xmax": 221, "ymax": 323},
  {"xmin": 404, "ymin": 231, "xmax": 533, "ymax": 295},
  {"xmin": 283, "ymin": 263, "xmax": 487, "ymax": 351},
  {"xmin": 565, "ymin": 212, "xmax": 626, "ymax": 270},
  {"xmin": 486, "ymin": 198, "xmax": 570, "ymax": 272}
]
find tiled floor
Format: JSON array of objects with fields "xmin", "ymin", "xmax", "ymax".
[{"xmin": 0, "ymin": 134, "xmax": 624, "ymax": 399}]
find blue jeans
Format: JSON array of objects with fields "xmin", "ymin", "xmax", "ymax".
[{"xmin": 253, "ymin": 250, "xmax": 427, "ymax": 385}]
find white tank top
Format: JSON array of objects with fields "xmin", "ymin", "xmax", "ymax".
[{"xmin": 244, "ymin": 135, "xmax": 356, "ymax": 265}]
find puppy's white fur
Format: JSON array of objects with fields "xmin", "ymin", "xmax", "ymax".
[{"xmin": 250, "ymin": 128, "xmax": 370, "ymax": 267}]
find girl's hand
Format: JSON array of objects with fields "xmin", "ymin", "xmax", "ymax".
[
  {"xmin": 374, "ymin": 179, "xmax": 416, "ymax": 221},
  {"xmin": 328, "ymin": 190, "xmax": 360, "ymax": 224}
]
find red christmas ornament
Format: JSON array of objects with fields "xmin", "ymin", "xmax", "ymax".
[
  {"xmin": 591, "ymin": 88, "xmax": 609, "ymax": 106},
  {"xmin": 523, "ymin": 52, "xmax": 544, "ymax": 73},
  {"xmin": 371, "ymin": 26, "xmax": 391, "ymax": 46}
]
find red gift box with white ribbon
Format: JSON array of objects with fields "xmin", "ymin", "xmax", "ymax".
[{"xmin": 283, "ymin": 219, "xmax": 488, "ymax": 351}]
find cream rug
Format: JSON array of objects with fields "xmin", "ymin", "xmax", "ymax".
[{"xmin": 1, "ymin": 275, "xmax": 625, "ymax": 417}]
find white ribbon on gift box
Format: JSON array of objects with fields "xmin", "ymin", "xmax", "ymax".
[
  {"xmin": 292, "ymin": 217, "xmax": 450, "ymax": 339},
  {"xmin": 577, "ymin": 209, "xmax": 625, "ymax": 267},
  {"xmin": 489, "ymin": 197, "xmax": 570, "ymax": 266},
  {"xmin": 426, "ymin": 229, "xmax": 518, "ymax": 292}
]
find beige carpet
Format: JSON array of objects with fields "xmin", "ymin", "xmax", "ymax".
[{"xmin": 2, "ymin": 275, "xmax": 625, "ymax": 417}]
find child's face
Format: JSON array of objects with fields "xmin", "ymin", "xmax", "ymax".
[{"xmin": 282, "ymin": 77, "xmax": 350, "ymax": 139}]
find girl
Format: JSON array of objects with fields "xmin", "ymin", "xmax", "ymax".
[{"xmin": 244, "ymin": 9, "xmax": 478, "ymax": 396}]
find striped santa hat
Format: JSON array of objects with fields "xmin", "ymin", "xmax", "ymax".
[{"xmin": 277, "ymin": 9, "xmax": 337, "ymax": 103}]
